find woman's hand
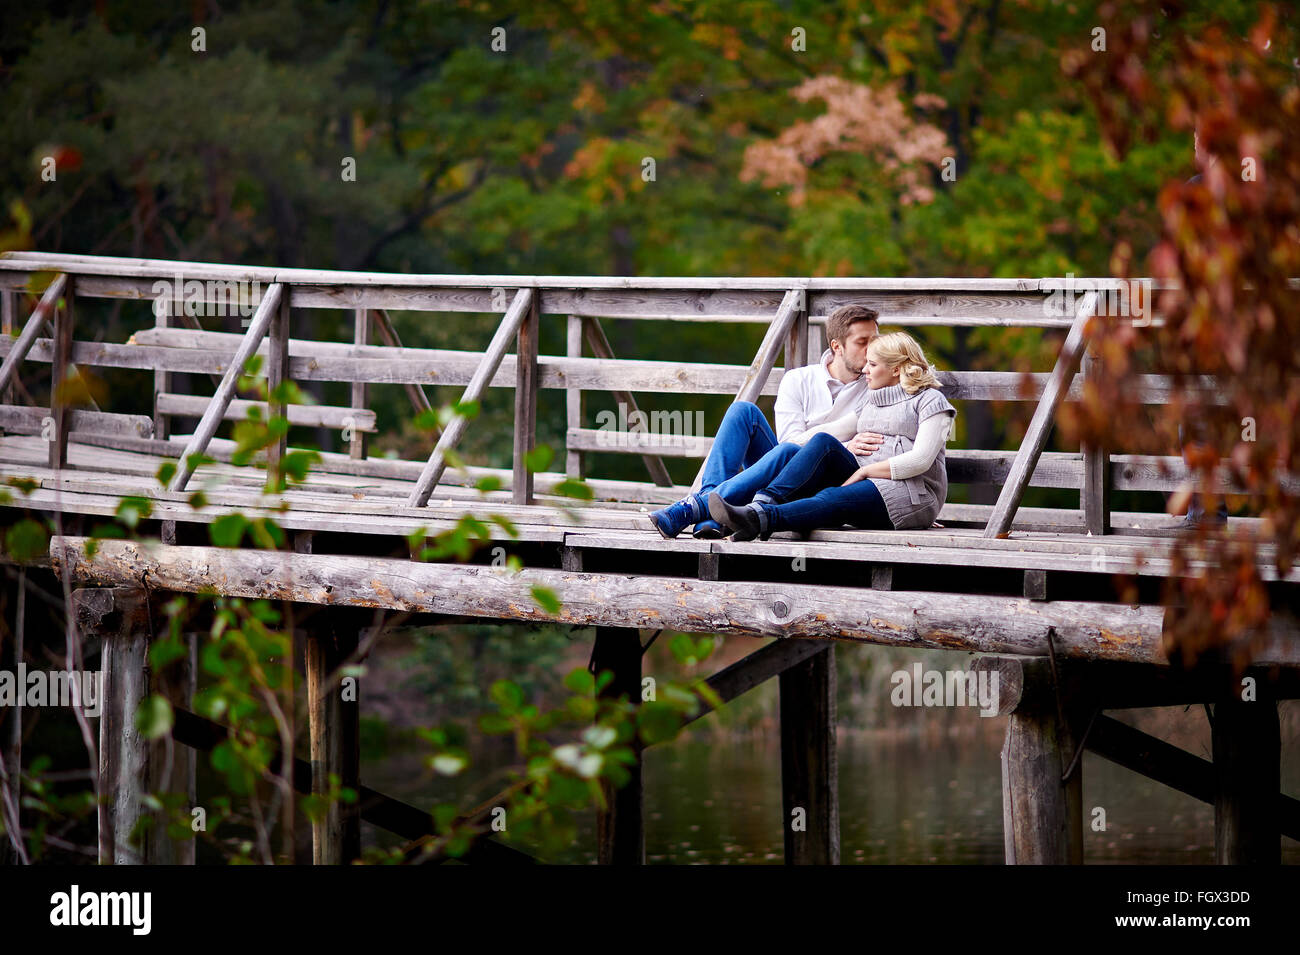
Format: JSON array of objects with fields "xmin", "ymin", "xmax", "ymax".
[
  {"xmin": 845, "ymin": 431, "xmax": 884, "ymax": 457},
  {"xmin": 842, "ymin": 460, "xmax": 893, "ymax": 485}
]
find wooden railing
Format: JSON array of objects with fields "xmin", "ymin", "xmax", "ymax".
[{"xmin": 1, "ymin": 251, "xmax": 1288, "ymax": 534}]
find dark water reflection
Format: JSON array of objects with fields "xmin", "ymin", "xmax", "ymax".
[{"xmin": 362, "ymin": 725, "xmax": 1299, "ymax": 864}]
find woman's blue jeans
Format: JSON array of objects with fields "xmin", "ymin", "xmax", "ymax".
[{"xmin": 716, "ymin": 431, "xmax": 894, "ymax": 532}]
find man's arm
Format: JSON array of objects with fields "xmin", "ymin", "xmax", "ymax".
[
  {"xmin": 773, "ymin": 371, "xmax": 807, "ymax": 443},
  {"xmin": 786, "ymin": 411, "xmax": 859, "ymax": 445}
]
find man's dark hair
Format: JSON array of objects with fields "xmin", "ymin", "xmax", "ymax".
[{"xmin": 825, "ymin": 304, "xmax": 880, "ymax": 350}]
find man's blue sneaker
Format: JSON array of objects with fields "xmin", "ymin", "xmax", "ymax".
[
  {"xmin": 692, "ymin": 519, "xmax": 726, "ymax": 540},
  {"xmin": 648, "ymin": 499, "xmax": 698, "ymax": 539}
]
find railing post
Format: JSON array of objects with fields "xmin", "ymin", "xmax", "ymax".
[
  {"xmin": 407, "ymin": 288, "xmax": 533, "ymax": 507},
  {"xmin": 350, "ymin": 308, "xmax": 370, "ymax": 460},
  {"xmin": 512, "ymin": 291, "xmax": 540, "ymax": 506},
  {"xmin": 984, "ymin": 291, "xmax": 1099, "ymax": 538},
  {"xmin": 691, "ymin": 288, "xmax": 802, "ymax": 492},
  {"xmin": 565, "ymin": 315, "xmax": 584, "ymax": 479},
  {"xmin": 266, "ymin": 288, "xmax": 291, "ymax": 488},
  {"xmin": 787, "ymin": 289, "xmax": 808, "ymax": 370},
  {"xmin": 48, "ymin": 277, "xmax": 74, "ymax": 470},
  {"xmin": 1081, "ymin": 346, "xmax": 1111, "ymax": 535},
  {"xmin": 153, "ymin": 298, "xmax": 172, "ymax": 441},
  {"xmin": 580, "ymin": 317, "xmax": 673, "ymax": 487},
  {"xmin": 1, "ymin": 290, "xmax": 14, "ymax": 412},
  {"xmin": 169, "ymin": 283, "xmax": 284, "ymax": 492}
]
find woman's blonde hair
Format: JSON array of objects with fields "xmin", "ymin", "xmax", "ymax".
[{"xmin": 869, "ymin": 331, "xmax": 940, "ymax": 394}]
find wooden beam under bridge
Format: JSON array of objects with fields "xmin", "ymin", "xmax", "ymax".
[{"xmin": 47, "ymin": 536, "xmax": 1300, "ymax": 666}]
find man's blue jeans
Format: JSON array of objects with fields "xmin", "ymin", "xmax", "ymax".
[{"xmin": 698, "ymin": 401, "xmax": 780, "ymax": 495}]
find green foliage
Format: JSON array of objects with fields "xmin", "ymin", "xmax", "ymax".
[{"xmin": 3, "ymin": 517, "xmax": 47, "ymax": 563}]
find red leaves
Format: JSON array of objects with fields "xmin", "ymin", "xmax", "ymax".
[{"xmin": 1065, "ymin": 1, "xmax": 1300, "ymax": 665}]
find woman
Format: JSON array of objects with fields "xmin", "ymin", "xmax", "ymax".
[{"xmin": 705, "ymin": 331, "xmax": 956, "ymax": 540}]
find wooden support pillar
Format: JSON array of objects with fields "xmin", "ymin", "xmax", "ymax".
[
  {"xmin": 512, "ymin": 291, "xmax": 539, "ymax": 506},
  {"xmin": 1212, "ymin": 691, "xmax": 1280, "ymax": 864},
  {"xmin": 305, "ymin": 609, "xmax": 360, "ymax": 864},
  {"xmin": 0, "ymin": 566, "xmax": 25, "ymax": 864},
  {"xmin": 778, "ymin": 642, "xmax": 839, "ymax": 864},
  {"xmin": 592, "ymin": 627, "xmax": 643, "ymax": 864},
  {"xmin": 1023, "ymin": 569, "xmax": 1048, "ymax": 601},
  {"xmin": 999, "ymin": 657, "xmax": 1083, "ymax": 864},
  {"xmin": 87, "ymin": 585, "xmax": 196, "ymax": 864}
]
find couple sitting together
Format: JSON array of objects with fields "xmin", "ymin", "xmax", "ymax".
[{"xmin": 649, "ymin": 305, "xmax": 956, "ymax": 542}]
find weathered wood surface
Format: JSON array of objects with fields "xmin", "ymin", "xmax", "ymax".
[
  {"xmin": 512, "ymin": 292, "xmax": 539, "ymax": 505},
  {"xmin": 580, "ymin": 316, "xmax": 673, "ymax": 485},
  {"xmin": 47, "ymin": 535, "xmax": 1183, "ymax": 660},
  {"xmin": 3, "ymin": 330, "xmax": 1233, "ymax": 406},
  {"xmin": 306, "ymin": 613, "xmax": 361, "ymax": 864},
  {"xmin": 1000, "ymin": 658, "xmax": 1083, "ymax": 864},
  {"xmin": 592, "ymin": 627, "xmax": 644, "ymax": 865},
  {"xmin": 158, "ymin": 393, "xmax": 376, "ymax": 431},
  {"xmin": 0, "ymin": 405, "xmax": 153, "ymax": 439},
  {"xmin": 350, "ymin": 309, "xmax": 370, "ymax": 459},
  {"xmin": 1081, "ymin": 348, "xmax": 1112, "ymax": 534},
  {"xmin": 0, "ymin": 273, "xmax": 65, "ymax": 395},
  {"xmin": 407, "ymin": 287, "xmax": 533, "ymax": 506},
  {"xmin": 8, "ymin": 447, "xmax": 1298, "ymax": 585},
  {"xmin": 1, "ymin": 290, "xmax": 14, "ymax": 406},
  {"xmin": 974, "ymin": 655, "xmax": 1300, "ymax": 710},
  {"xmin": 169, "ymin": 704, "xmax": 534, "ymax": 864},
  {"xmin": 85, "ymin": 585, "xmax": 195, "ymax": 864},
  {"xmin": 0, "ymin": 251, "xmax": 1056, "ymax": 291},
  {"xmin": 266, "ymin": 285, "xmax": 291, "ymax": 487},
  {"xmin": 779, "ymin": 644, "xmax": 839, "ymax": 864},
  {"xmin": 168, "ymin": 282, "xmax": 284, "ymax": 492},
  {"xmin": 1086, "ymin": 712, "xmax": 1300, "ymax": 841},
  {"xmin": 47, "ymin": 283, "xmax": 74, "ymax": 469},
  {"xmin": 1212, "ymin": 694, "xmax": 1281, "ymax": 864},
  {"xmin": 985, "ymin": 292, "xmax": 1099, "ymax": 538},
  {"xmin": 680, "ymin": 638, "xmax": 830, "ymax": 728},
  {"xmin": 17, "ymin": 426, "xmax": 1258, "ymax": 527},
  {"xmin": 565, "ymin": 316, "xmax": 584, "ymax": 479}
]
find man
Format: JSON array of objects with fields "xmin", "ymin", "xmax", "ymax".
[{"xmin": 649, "ymin": 304, "xmax": 884, "ymax": 538}]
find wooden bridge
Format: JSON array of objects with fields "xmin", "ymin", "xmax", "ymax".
[{"xmin": 0, "ymin": 251, "xmax": 1296, "ymax": 865}]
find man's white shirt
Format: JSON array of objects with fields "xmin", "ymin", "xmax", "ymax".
[{"xmin": 773, "ymin": 349, "xmax": 872, "ymax": 444}]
